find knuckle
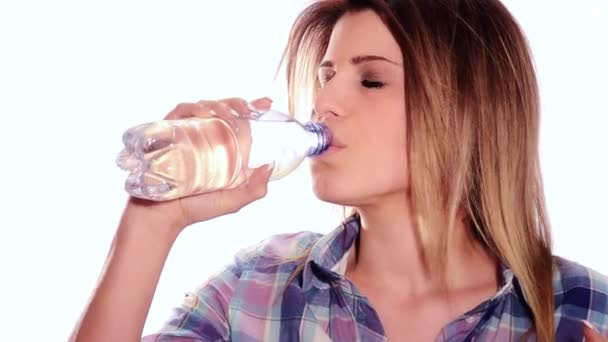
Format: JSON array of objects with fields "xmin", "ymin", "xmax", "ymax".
[
  {"xmin": 174, "ymin": 102, "xmax": 191, "ymax": 111},
  {"xmin": 214, "ymin": 101, "xmax": 231, "ymax": 111},
  {"xmin": 190, "ymin": 101, "xmax": 217, "ymax": 118},
  {"xmin": 196, "ymin": 100, "xmax": 212, "ymax": 106},
  {"xmin": 195, "ymin": 103, "xmax": 208, "ymax": 112},
  {"xmin": 221, "ymin": 98, "xmax": 250, "ymax": 116},
  {"xmin": 214, "ymin": 102, "xmax": 240, "ymax": 119},
  {"xmin": 221, "ymin": 97, "xmax": 247, "ymax": 106},
  {"xmin": 166, "ymin": 102, "xmax": 193, "ymax": 119},
  {"xmin": 193, "ymin": 101, "xmax": 210, "ymax": 111}
]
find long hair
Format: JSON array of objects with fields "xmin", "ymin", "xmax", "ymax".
[{"xmin": 280, "ymin": 1, "xmax": 554, "ymax": 340}]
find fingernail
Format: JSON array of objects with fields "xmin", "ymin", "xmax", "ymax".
[{"xmin": 248, "ymin": 97, "xmax": 272, "ymax": 111}]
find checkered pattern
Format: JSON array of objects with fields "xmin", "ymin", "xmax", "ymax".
[{"xmin": 143, "ymin": 215, "xmax": 608, "ymax": 341}]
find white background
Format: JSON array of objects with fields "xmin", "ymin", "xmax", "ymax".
[{"xmin": 0, "ymin": 1, "xmax": 606, "ymax": 341}]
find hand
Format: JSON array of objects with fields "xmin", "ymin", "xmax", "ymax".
[
  {"xmin": 125, "ymin": 97, "xmax": 274, "ymax": 234},
  {"xmin": 584, "ymin": 320, "xmax": 607, "ymax": 342}
]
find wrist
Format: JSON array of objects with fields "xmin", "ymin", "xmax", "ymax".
[{"xmin": 119, "ymin": 198, "xmax": 183, "ymax": 246}]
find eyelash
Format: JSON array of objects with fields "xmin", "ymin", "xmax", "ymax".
[
  {"xmin": 361, "ymin": 79, "xmax": 385, "ymax": 89},
  {"xmin": 318, "ymin": 74, "xmax": 385, "ymax": 89}
]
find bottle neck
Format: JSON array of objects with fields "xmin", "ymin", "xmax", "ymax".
[{"xmin": 303, "ymin": 122, "xmax": 332, "ymax": 156}]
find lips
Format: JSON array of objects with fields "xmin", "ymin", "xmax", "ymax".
[
  {"xmin": 317, "ymin": 137, "xmax": 346, "ymax": 157},
  {"xmin": 329, "ymin": 137, "xmax": 346, "ymax": 148},
  {"xmin": 320, "ymin": 123, "xmax": 346, "ymax": 154}
]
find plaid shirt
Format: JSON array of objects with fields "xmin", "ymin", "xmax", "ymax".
[{"xmin": 143, "ymin": 215, "xmax": 608, "ymax": 341}]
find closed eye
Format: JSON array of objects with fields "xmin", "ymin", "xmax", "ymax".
[
  {"xmin": 361, "ymin": 80, "xmax": 385, "ymax": 89},
  {"xmin": 317, "ymin": 69, "xmax": 334, "ymax": 87}
]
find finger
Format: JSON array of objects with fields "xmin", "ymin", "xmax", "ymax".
[
  {"xmin": 164, "ymin": 97, "xmax": 273, "ymax": 121},
  {"xmin": 196, "ymin": 100, "xmax": 237, "ymax": 116},
  {"xmin": 249, "ymin": 97, "xmax": 273, "ymax": 112},
  {"xmin": 187, "ymin": 101, "xmax": 242, "ymax": 124},
  {"xmin": 218, "ymin": 97, "xmax": 253, "ymax": 117},
  {"xmin": 227, "ymin": 164, "xmax": 273, "ymax": 204},
  {"xmin": 244, "ymin": 163, "xmax": 274, "ymax": 189},
  {"xmin": 583, "ymin": 321, "xmax": 606, "ymax": 342},
  {"xmin": 165, "ymin": 101, "xmax": 225, "ymax": 120},
  {"xmin": 251, "ymin": 165, "xmax": 273, "ymax": 198},
  {"xmin": 180, "ymin": 164, "xmax": 273, "ymax": 223},
  {"xmin": 165, "ymin": 102, "xmax": 199, "ymax": 120}
]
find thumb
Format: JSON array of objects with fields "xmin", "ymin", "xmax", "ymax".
[
  {"xmin": 179, "ymin": 164, "xmax": 273, "ymax": 224},
  {"xmin": 242, "ymin": 163, "xmax": 274, "ymax": 198}
]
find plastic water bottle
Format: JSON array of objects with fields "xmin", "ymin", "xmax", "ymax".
[{"xmin": 116, "ymin": 110, "xmax": 332, "ymax": 201}]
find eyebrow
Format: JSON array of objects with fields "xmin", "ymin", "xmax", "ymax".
[{"xmin": 319, "ymin": 55, "xmax": 401, "ymax": 68}]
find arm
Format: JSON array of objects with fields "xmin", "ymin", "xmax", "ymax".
[
  {"xmin": 69, "ymin": 97, "xmax": 273, "ymax": 342},
  {"xmin": 69, "ymin": 200, "xmax": 181, "ymax": 342}
]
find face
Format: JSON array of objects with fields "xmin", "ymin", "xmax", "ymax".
[{"xmin": 309, "ymin": 9, "xmax": 408, "ymax": 207}]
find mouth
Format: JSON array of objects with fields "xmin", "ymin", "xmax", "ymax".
[
  {"xmin": 330, "ymin": 140, "xmax": 346, "ymax": 148},
  {"xmin": 314, "ymin": 125, "xmax": 346, "ymax": 158},
  {"xmin": 318, "ymin": 140, "xmax": 346, "ymax": 157},
  {"xmin": 327, "ymin": 133, "xmax": 346, "ymax": 148}
]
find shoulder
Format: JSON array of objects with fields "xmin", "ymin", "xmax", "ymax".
[
  {"xmin": 233, "ymin": 230, "xmax": 323, "ymax": 273},
  {"xmin": 553, "ymin": 256, "xmax": 608, "ymax": 299},
  {"xmin": 141, "ymin": 231, "xmax": 323, "ymax": 341},
  {"xmin": 553, "ymin": 256, "xmax": 608, "ymax": 333}
]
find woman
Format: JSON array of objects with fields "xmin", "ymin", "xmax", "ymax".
[{"xmin": 71, "ymin": 0, "xmax": 608, "ymax": 341}]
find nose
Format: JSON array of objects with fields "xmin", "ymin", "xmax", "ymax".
[{"xmin": 312, "ymin": 81, "xmax": 346, "ymax": 122}]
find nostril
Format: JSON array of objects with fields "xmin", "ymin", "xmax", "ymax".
[
  {"xmin": 312, "ymin": 112, "xmax": 338, "ymax": 122},
  {"xmin": 326, "ymin": 110, "xmax": 339, "ymax": 118},
  {"xmin": 310, "ymin": 110, "xmax": 324, "ymax": 122}
]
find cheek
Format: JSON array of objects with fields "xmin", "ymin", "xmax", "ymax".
[
  {"xmin": 358, "ymin": 142, "xmax": 408, "ymax": 183},
  {"xmin": 327, "ymin": 128, "xmax": 408, "ymax": 186},
  {"xmin": 357, "ymin": 121, "xmax": 409, "ymax": 182},
  {"xmin": 309, "ymin": 144, "xmax": 409, "ymax": 205},
  {"xmin": 309, "ymin": 111, "xmax": 409, "ymax": 203}
]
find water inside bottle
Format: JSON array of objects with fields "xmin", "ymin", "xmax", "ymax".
[
  {"xmin": 117, "ymin": 112, "xmax": 330, "ymax": 201},
  {"xmin": 117, "ymin": 117, "xmax": 251, "ymax": 201}
]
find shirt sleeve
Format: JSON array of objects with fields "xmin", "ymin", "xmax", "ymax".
[
  {"xmin": 142, "ymin": 264, "xmax": 240, "ymax": 342},
  {"xmin": 591, "ymin": 269, "xmax": 608, "ymax": 335},
  {"xmin": 140, "ymin": 231, "xmax": 316, "ymax": 341}
]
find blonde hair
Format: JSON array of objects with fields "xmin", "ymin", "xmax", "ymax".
[{"xmin": 280, "ymin": 1, "xmax": 553, "ymax": 340}]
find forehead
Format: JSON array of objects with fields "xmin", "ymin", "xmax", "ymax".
[{"xmin": 323, "ymin": 9, "xmax": 403, "ymax": 64}]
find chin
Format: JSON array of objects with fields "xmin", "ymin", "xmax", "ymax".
[
  {"xmin": 310, "ymin": 168, "xmax": 409, "ymax": 208},
  {"xmin": 310, "ymin": 172, "xmax": 343, "ymax": 203},
  {"xmin": 309, "ymin": 161, "xmax": 370, "ymax": 205},
  {"xmin": 310, "ymin": 175, "xmax": 365, "ymax": 206},
  {"xmin": 312, "ymin": 185, "xmax": 344, "ymax": 204}
]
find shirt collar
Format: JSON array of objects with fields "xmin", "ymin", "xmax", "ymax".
[
  {"xmin": 302, "ymin": 214, "xmax": 360, "ymax": 293},
  {"xmin": 301, "ymin": 213, "xmax": 517, "ymax": 304}
]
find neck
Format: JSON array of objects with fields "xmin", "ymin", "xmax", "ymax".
[{"xmin": 347, "ymin": 191, "xmax": 498, "ymax": 297}]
